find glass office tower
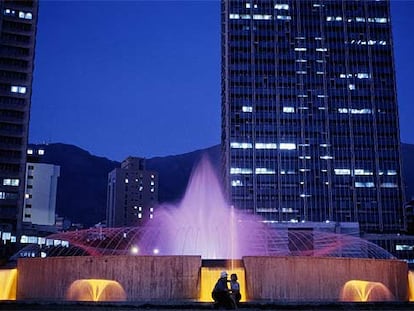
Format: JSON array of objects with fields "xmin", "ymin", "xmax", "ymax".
[
  {"xmin": 222, "ymin": 0, "xmax": 405, "ymax": 233},
  {"xmin": 0, "ymin": 0, "xmax": 38, "ymax": 235}
]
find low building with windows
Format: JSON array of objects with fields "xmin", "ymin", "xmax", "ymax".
[{"xmin": 106, "ymin": 157, "xmax": 158, "ymax": 227}]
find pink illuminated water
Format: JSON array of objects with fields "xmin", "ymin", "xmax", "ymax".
[
  {"xmin": 38, "ymin": 156, "xmax": 395, "ymax": 260},
  {"xmin": 138, "ymin": 157, "xmax": 265, "ymax": 259}
]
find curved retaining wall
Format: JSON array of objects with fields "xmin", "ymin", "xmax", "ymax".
[
  {"xmin": 16, "ymin": 256, "xmax": 409, "ymax": 302},
  {"xmin": 17, "ymin": 256, "xmax": 201, "ymax": 301},
  {"xmin": 243, "ymin": 256, "xmax": 408, "ymax": 301}
]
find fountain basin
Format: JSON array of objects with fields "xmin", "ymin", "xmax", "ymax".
[{"xmin": 15, "ymin": 255, "xmax": 408, "ymax": 302}]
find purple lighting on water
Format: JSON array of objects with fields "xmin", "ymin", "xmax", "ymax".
[{"xmin": 138, "ymin": 156, "xmax": 264, "ymax": 259}]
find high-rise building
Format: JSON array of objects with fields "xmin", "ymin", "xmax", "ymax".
[
  {"xmin": 107, "ymin": 157, "xmax": 158, "ymax": 227},
  {"xmin": 221, "ymin": 0, "xmax": 404, "ymax": 233},
  {"xmin": 0, "ymin": 1, "xmax": 39, "ymax": 235}
]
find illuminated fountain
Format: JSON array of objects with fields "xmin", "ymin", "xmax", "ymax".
[
  {"xmin": 340, "ymin": 280, "xmax": 394, "ymax": 302},
  {"xmin": 66, "ymin": 279, "xmax": 126, "ymax": 302},
  {"xmin": 7, "ymin": 156, "xmax": 410, "ymax": 302}
]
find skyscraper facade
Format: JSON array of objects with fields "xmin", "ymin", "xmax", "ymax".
[
  {"xmin": 0, "ymin": 1, "xmax": 38, "ymax": 235},
  {"xmin": 221, "ymin": 0, "xmax": 404, "ymax": 233}
]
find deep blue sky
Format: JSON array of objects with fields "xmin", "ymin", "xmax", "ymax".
[{"xmin": 29, "ymin": 1, "xmax": 414, "ymax": 161}]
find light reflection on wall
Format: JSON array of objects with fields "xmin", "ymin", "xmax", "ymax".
[
  {"xmin": 199, "ymin": 267, "xmax": 246, "ymax": 302},
  {"xmin": 408, "ymin": 271, "xmax": 414, "ymax": 301},
  {"xmin": 66, "ymin": 279, "xmax": 126, "ymax": 302},
  {"xmin": 339, "ymin": 280, "xmax": 394, "ymax": 302},
  {"xmin": 0, "ymin": 269, "xmax": 17, "ymax": 300}
]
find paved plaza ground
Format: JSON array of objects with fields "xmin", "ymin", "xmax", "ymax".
[{"xmin": 1, "ymin": 301, "xmax": 414, "ymax": 311}]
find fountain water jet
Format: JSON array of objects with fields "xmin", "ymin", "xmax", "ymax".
[
  {"xmin": 66, "ymin": 279, "xmax": 126, "ymax": 302},
  {"xmin": 340, "ymin": 280, "xmax": 394, "ymax": 302},
  {"xmin": 137, "ymin": 156, "xmax": 265, "ymax": 259}
]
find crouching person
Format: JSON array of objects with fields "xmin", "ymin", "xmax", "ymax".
[{"xmin": 211, "ymin": 271, "xmax": 236, "ymax": 309}]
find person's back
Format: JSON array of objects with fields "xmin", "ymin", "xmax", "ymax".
[{"xmin": 211, "ymin": 271, "xmax": 235, "ymax": 309}]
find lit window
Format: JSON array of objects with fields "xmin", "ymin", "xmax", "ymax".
[
  {"xmin": 283, "ymin": 107, "xmax": 295, "ymax": 113},
  {"xmin": 3, "ymin": 179, "xmax": 19, "ymax": 186},
  {"xmin": 0, "ymin": 192, "xmax": 5, "ymax": 199},
  {"xmin": 231, "ymin": 180, "xmax": 243, "ymax": 187},
  {"xmin": 296, "ymin": 59, "xmax": 307, "ymax": 63},
  {"xmin": 274, "ymin": 4, "xmax": 289, "ymax": 10},
  {"xmin": 316, "ymin": 48, "xmax": 327, "ymax": 52},
  {"xmin": 229, "ymin": 13, "xmax": 240, "ymax": 19},
  {"xmin": 356, "ymin": 17, "xmax": 365, "ymax": 22},
  {"xmin": 38, "ymin": 149, "xmax": 44, "ymax": 155},
  {"xmin": 357, "ymin": 73, "xmax": 370, "ymax": 79},
  {"xmin": 125, "ymin": 178, "xmax": 129, "ymax": 184},
  {"xmin": 149, "ymin": 214, "xmax": 153, "ymax": 219},
  {"xmin": 320, "ymin": 155, "xmax": 333, "ymax": 160},
  {"xmin": 317, "ymin": 95, "xmax": 327, "ymax": 98},
  {"xmin": 375, "ymin": 17, "xmax": 387, "ymax": 23},
  {"xmin": 253, "ymin": 14, "xmax": 272, "ymax": 20},
  {"xmin": 240, "ymin": 14, "xmax": 251, "ymax": 19},
  {"xmin": 351, "ymin": 108, "xmax": 372, "ymax": 114},
  {"xmin": 230, "ymin": 168, "xmax": 253, "ymax": 175},
  {"xmin": 276, "ymin": 15, "xmax": 291, "ymax": 20},
  {"xmin": 355, "ymin": 182, "xmax": 375, "ymax": 188},
  {"xmin": 297, "ymin": 94, "xmax": 308, "ymax": 98},
  {"xmin": 387, "ymin": 170, "xmax": 397, "ymax": 176},
  {"xmin": 245, "ymin": 3, "xmax": 251, "ymax": 8},
  {"xmin": 25, "ymin": 12, "xmax": 32, "ymax": 19},
  {"xmin": 10, "ymin": 85, "xmax": 26, "ymax": 94},
  {"xmin": 294, "ymin": 47, "xmax": 307, "ymax": 51},
  {"xmin": 279, "ymin": 143, "xmax": 296, "ymax": 150},
  {"xmin": 138, "ymin": 213, "xmax": 142, "ymax": 219},
  {"xmin": 242, "ymin": 106, "xmax": 253, "ymax": 112},
  {"xmin": 334, "ymin": 169, "xmax": 351, "ymax": 175},
  {"xmin": 19, "ymin": 11, "xmax": 25, "ymax": 18},
  {"xmin": 348, "ymin": 84, "xmax": 355, "ymax": 90},
  {"xmin": 27, "ymin": 149, "xmax": 33, "ymax": 155},
  {"xmin": 230, "ymin": 142, "xmax": 253, "ymax": 149},
  {"xmin": 354, "ymin": 169, "xmax": 373, "ymax": 176},
  {"xmin": 296, "ymin": 70, "xmax": 307, "ymax": 74},
  {"xmin": 255, "ymin": 168, "xmax": 276, "ymax": 174},
  {"xmin": 255, "ymin": 143, "xmax": 277, "ymax": 149}
]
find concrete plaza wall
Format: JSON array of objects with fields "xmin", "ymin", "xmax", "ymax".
[
  {"xmin": 243, "ymin": 256, "xmax": 408, "ymax": 301},
  {"xmin": 17, "ymin": 256, "xmax": 201, "ymax": 301}
]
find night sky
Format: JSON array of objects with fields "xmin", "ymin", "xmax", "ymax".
[{"xmin": 29, "ymin": 1, "xmax": 414, "ymax": 161}]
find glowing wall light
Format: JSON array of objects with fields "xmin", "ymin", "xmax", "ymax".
[{"xmin": 0, "ymin": 269, "xmax": 17, "ymax": 300}]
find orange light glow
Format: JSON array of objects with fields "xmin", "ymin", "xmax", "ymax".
[
  {"xmin": 340, "ymin": 280, "xmax": 394, "ymax": 302},
  {"xmin": 199, "ymin": 267, "xmax": 246, "ymax": 302},
  {"xmin": 408, "ymin": 271, "xmax": 414, "ymax": 301},
  {"xmin": 66, "ymin": 279, "xmax": 126, "ymax": 302},
  {"xmin": 0, "ymin": 269, "xmax": 17, "ymax": 300}
]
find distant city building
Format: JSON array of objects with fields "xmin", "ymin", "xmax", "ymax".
[
  {"xmin": 0, "ymin": 0, "xmax": 39, "ymax": 236},
  {"xmin": 221, "ymin": 0, "xmax": 405, "ymax": 233},
  {"xmin": 106, "ymin": 157, "xmax": 158, "ymax": 227},
  {"xmin": 23, "ymin": 162, "xmax": 60, "ymax": 226},
  {"xmin": 23, "ymin": 146, "xmax": 60, "ymax": 229}
]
